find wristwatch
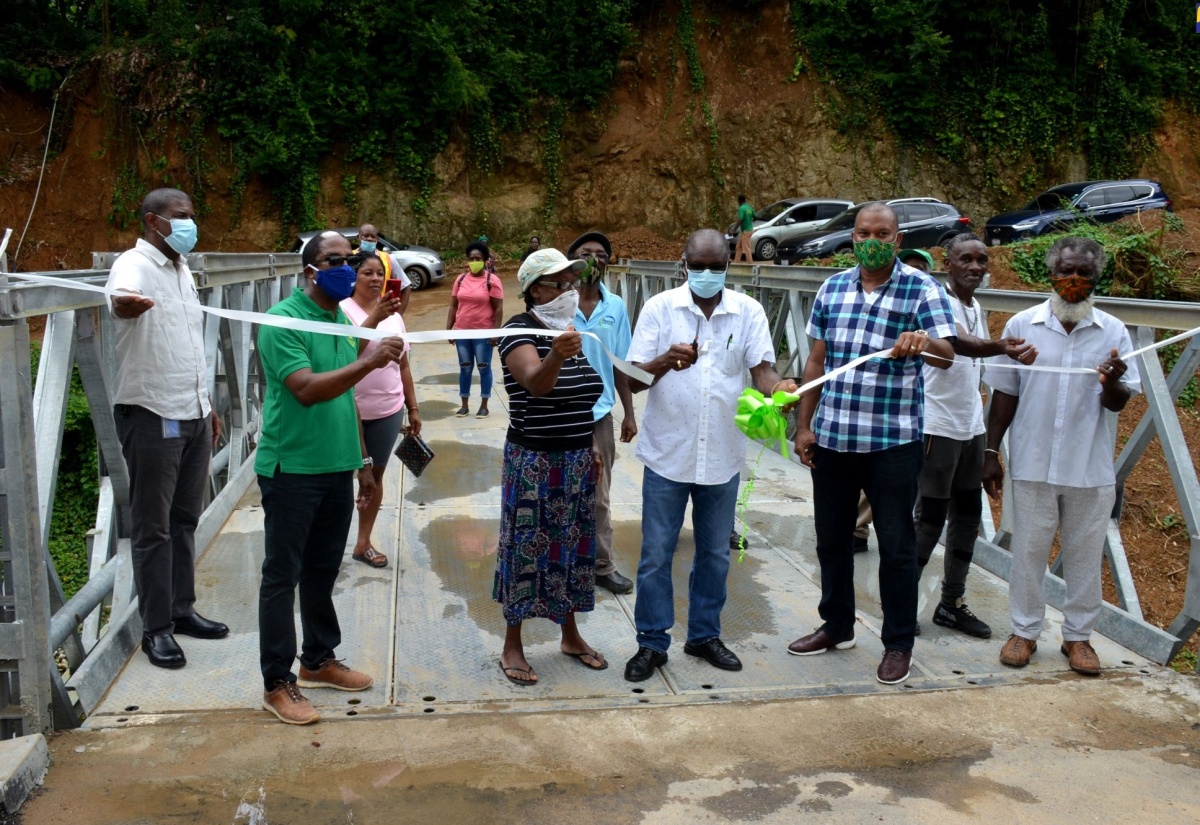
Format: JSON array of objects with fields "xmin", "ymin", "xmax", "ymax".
[{"xmin": 362, "ymin": 457, "xmax": 374, "ymax": 469}]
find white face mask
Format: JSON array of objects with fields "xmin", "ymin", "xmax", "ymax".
[{"xmin": 531, "ymin": 289, "xmax": 580, "ymax": 330}]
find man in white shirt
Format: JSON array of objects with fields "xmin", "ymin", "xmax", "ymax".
[
  {"xmin": 914, "ymin": 233, "xmax": 1034, "ymax": 639},
  {"xmin": 983, "ymin": 236, "xmax": 1140, "ymax": 676},
  {"xmin": 623, "ymin": 229, "xmax": 797, "ymax": 681},
  {"xmin": 107, "ymin": 188, "xmax": 227, "ymax": 670}
]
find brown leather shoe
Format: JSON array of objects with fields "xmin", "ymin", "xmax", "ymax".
[
  {"xmin": 999, "ymin": 634, "xmax": 1037, "ymax": 668},
  {"xmin": 263, "ymin": 681, "xmax": 319, "ymax": 725},
  {"xmin": 787, "ymin": 628, "xmax": 856, "ymax": 656},
  {"xmin": 297, "ymin": 658, "xmax": 374, "ymax": 691},
  {"xmin": 876, "ymin": 649, "xmax": 912, "ymax": 684},
  {"xmin": 1061, "ymin": 640, "xmax": 1101, "ymax": 676}
]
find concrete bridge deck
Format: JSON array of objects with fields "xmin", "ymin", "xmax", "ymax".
[{"xmin": 86, "ymin": 304, "xmax": 1156, "ymax": 728}]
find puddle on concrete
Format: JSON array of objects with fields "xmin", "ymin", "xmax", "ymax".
[
  {"xmin": 419, "ymin": 515, "xmax": 774, "ymax": 644},
  {"xmin": 415, "ymin": 371, "xmax": 460, "ymax": 386},
  {"xmin": 405, "ymin": 440, "xmax": 503, "ymax": 503},
  {"xmin": 412, "ymin": 398, "xmax": 460, "ymax": 423}
]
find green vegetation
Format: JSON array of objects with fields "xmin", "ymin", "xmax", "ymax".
[
  {"xmin": 1009, "ymin": 217, "xmax": 1190, "ymax": 300},
  {"xmin": 1, "ymin": 1, "xmax": 632, "ymax": 232},
  {"xmin": 789, "ymin": 0, "xmax": 1200, "ymax": 194},
  {"xmin": 26, "ymin": 342, "xmax": 98, "ymax": 600}
]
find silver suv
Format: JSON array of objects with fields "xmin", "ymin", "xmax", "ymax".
[{"xmin": 726, "ymin": 198, "xmax": 855, "ymax": 261}]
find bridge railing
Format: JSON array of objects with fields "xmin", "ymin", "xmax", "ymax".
[
  {"xmin": 607, "ymin": 260, "xmax": 1200, "ymax": 665},
  {"xmin": 0, "ymin": 250, "xmax": 301, "ymax": 734}
]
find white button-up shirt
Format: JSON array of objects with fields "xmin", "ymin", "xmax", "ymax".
[
  {"xmin": 628, "ymin": 286, "xmax": 775, "ymax": 485},
  {"xmin": 984, "ymin": 300, "xmax": 1140, "ymax": 488},
  {"xmin": 106, "ymin": 239, "xmax": 211, "ymax": 421}
]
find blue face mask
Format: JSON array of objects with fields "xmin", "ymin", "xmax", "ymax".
[
  {"xmin": 686, "ymin": 267, "xmax": 726, "ymax": 299},
  {"xmin": 358, "ymin": 239, "xmax": 377, "ymax": 253},
  {"xmin": 312, "ymin": 264, "xmax": 358, "ymax": 301},
  {"xmin": 154, "ymin": 215, "xmax": 198, "ymax": 255}
]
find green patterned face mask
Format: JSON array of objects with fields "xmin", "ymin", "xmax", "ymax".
[{"xmin": 853, "ymin": 238, "xmax": 897, "ymax": 271}]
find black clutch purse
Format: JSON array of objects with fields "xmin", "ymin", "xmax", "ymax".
[{"xmin": 394, "ymin": 432, "xmax": 435, "ymax": 477}]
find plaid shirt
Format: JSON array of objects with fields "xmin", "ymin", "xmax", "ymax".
[{"xmin": 806, "ymin": 262, "xmax": 957, "ymax": 452}]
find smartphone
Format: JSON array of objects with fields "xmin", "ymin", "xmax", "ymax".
[{"xmin": 384, "ymin": 279, "xmax": 405, "ymax": 301}]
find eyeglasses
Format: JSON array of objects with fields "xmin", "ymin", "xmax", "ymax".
[
  {"xmin": 537, "ymin": 279, "xmax": 579, "ymax": 292},
  {"xmin": 319, "ymin": 255, "xmax": 364, "ymax": 268}
]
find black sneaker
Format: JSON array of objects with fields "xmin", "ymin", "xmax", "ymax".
[
  {"xmin": 932, "ymin": 601, "xmax": 992, "ymax": 639},
  {"xmin": 455, "ymin": 405, "xmax": 470, "ymax": 417},
  {"xmin": 853, "ymin": 535, "xmax": 868, "ymax": 553}
]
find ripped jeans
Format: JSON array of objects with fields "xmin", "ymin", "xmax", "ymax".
[{"xmin": 456, "ymin": 338, "xmax": 494, "ymax": 399}]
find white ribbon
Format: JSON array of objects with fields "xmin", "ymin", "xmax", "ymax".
[{"xmin": 6, "ymin": 272, "xmax": 654, "ymax": 385}]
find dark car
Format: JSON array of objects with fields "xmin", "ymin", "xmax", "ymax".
[
  {"xmin": 774, "ymin": 198, "xmax": 971, "ymax": 264},
  {"xmin": 291, "ymin": 228, "xmax": 447, "ymax": 289},
  {"xmin": 983, "ymin": 180, "xmax": 1172, "ymax": 246}
]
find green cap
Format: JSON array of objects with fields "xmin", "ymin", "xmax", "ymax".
[{"xmin": 898, "ymin": 249, "xmax": 935, "ymax": 271}]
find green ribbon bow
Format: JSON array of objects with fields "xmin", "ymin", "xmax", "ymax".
[{"xmin": 735, "ymin": 388, "xmax": 800, "ymax": 457}]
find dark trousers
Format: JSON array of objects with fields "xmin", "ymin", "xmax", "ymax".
[
  {"xmin": 258, "ymin": 468, "xmax": 354, "ymax": 689},
  {"xmin": 811, "ymin": 441, "xmax": 923, "ymax": 652},
  {"xmin": 116, "ymin": 404, "xmax": 210, "ymax": 636},
  {"xmin": 914, "ymin": 433, "xmax": 986, "ymax": 604}
]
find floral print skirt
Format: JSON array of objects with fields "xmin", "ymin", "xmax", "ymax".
[{"xmin": 493, "ymin": 441, "xmax": 596, "ymax": 625}]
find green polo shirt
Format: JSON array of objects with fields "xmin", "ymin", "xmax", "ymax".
[{"xmin": 255, "ymin": 289, "xmax": 362, "ymax": 475}]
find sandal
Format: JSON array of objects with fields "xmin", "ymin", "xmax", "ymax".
[
  {"xmin": 352, "ymin": 547, "xmax": 388, "ymax": 568},
  {"xmin": 562, "ymin": 649, "xmax": 608, "ymax": 670},
  {"xmin": 498, "ymin": 660, "xmax": 537, "ymax": 686}
]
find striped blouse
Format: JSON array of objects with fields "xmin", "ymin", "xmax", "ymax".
[{"xmin": 499, "ymin": 313, "xmax": 604, "ymax": 452}]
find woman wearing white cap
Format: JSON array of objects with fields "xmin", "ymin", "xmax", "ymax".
[{"xmin": 493, "ymin": 248, "xmax": 607, "ymax": 685}]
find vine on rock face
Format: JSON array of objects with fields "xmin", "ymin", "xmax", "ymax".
[
  {"xmin": 678, "ymin": 0, "xmax": 725, "ymax": 220},
  {"xmin": 787, "ymin": 0, "xmax": 1200, "ymax": 199}
]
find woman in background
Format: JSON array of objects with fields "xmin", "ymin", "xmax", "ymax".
[
  {"xmin": 446, "ymin": 240, "xmax": 504, "ymax": 418},
  {"xmin": 340, "ymin": 253, "xmax": 421, "ymax": 568}
]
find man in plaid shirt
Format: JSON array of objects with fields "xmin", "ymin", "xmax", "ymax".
[{"xmin": 788, "ymin": 203, "xmax": 957, "ymax": 685}]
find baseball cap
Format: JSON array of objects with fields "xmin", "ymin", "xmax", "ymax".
[
  {"xmin": 517, "ymin": 248, "xmax": 586, "ymax": 294},
  {"xmin": 898, "ymin": 249, "xmax": 935, "ymax": 270},
  {"xmin": 567, "ymin": 230, "xmax": 612, "ymax": 259}
]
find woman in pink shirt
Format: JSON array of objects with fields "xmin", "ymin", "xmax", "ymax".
[
  {"xmin": 340, "ymin": 253, "xmax": 421, "ymax": 568},
  {"xmin": 446, "ymin": 240, "xmax": 505, "ymax": 418}
]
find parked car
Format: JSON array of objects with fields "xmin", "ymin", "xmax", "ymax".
[
  {"xmin": 291, "ymin": 228, "xmax": 447, "ymax": 290},
  {"xmin": 983, "ymin": 180, "xmax": 1172, "ymax": 245},
  {"xmin": 774, "ymin": 198, "xmax": 971, "ymax": 264},
  {"xmin": 725, "ymin": 198, "xmax": 855, "ymax": 261}
]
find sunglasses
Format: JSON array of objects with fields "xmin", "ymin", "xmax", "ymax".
[
  {"xmin": 319, "ymin": 255, "xmax": 365, "ymax": 268},
  {"xmin": 537, "ymin": 279, "xmax": 579, "ymax": 292}
]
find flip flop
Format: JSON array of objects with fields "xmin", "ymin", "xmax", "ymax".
[
  {"xmin": 562, "ymin": 650, "xmax": 609, "ymax": 671},
  {"xmin": 498, "ymin": 660, "xmax": 537, "ymax": 686},
  {"xmin": 352, "ymin": 547, "xmax": 388, "ymax": 568}
]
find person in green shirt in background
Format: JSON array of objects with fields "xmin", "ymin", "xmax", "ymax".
[
  {"xmin": 734, "ymin": 194, "xmax": 756, "ymax": 262},
  {"xmin": 256, "ymin": 230, "xmax": 407, "ymax": 726}
]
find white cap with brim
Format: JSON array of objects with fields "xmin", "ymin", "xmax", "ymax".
[{"xmin": 517, "ymin": 248, "xmax": 586, "ymax": 295}]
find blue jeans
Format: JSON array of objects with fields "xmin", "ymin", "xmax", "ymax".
[
  {"xmin": 456, "ymin": 338, "xmax": 493, "ymax": 399},
  {"xmin": 634, "ymin": 467, "xmax": 740, "ymax": 653},
  {"xmin": 811, "ymin": 441, "xmax": 923, "ymax": 652}
]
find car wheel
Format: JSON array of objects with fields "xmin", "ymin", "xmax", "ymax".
[
  {"xmin": 835, "ymin": 243, "xmax": 853, "ymax": 255},
  {"xmin": 406, "ymin": 266, "xmax": 430, "ymax": 290},
  {"xmin": 754, "ymin": 239, "xmax": 777, "ymax": 261}
]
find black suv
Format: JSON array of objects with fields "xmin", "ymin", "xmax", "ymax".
[
  {"xmin": 984, "ymin": 180, "xmax": 1172, "ymax": 245},
  {"xmin": 774, "ymin": 198, "xmax": 971, "ymax": 264}
]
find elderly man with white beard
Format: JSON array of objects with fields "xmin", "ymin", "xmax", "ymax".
[{"xmin": 982, "ymin": 236, "xmax": 1140, "ymax": 677}]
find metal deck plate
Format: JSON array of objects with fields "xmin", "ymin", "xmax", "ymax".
[{"xmin": 87, "ymin": 335, "xmax": 1154, "ymax": 727}]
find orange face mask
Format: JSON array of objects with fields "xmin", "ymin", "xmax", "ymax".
[{"xmin": 1051, "ymin": 275, "xmax": 1094, "ymax": 304}]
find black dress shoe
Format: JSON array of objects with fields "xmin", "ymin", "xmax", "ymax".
[
  {"xmin": 595, "ymin": 570, "xmax": 634, "ymax": 595},
  {"xmin": 142, "ymin": 633, "xmax": 186, "ymax": 669},
  {"xmin": 729, "ymin": 530, "xmax": 749, "ymax": 551},
  {"xmin": 683, "ymin": 637, "xmax": 743, "ymax": 671},
  {"xmin": 173, "ymin": 612, "xmax": 230, "ymax": 639},
  {"xmin": 624, "ymin": 646, "xmax": 668, "ymax": 682}
]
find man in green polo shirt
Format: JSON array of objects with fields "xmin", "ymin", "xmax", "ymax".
[
  {"xmin": 257, "ymin": 230, "xmax": 406, "ymax": 725},
  {"xmin": 734, "ymin": 194, "xmax": 756, "ymax": 262}
]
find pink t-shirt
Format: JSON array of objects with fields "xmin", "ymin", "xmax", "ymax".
[
  {"xmin": 451, "ymin": 271, "xmax": 504, "ymax": 330},
  {"xmin": 339, "ymin": 298, "xmax": 410, "ymax": 421}
]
